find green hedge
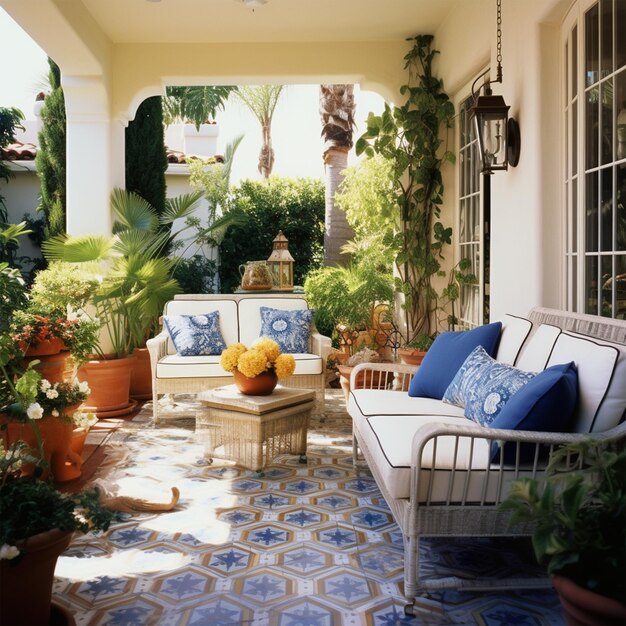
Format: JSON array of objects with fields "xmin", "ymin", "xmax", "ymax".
[{"xmin": 219, "ymin": 177, "xmax": 325, "ymax": 293}]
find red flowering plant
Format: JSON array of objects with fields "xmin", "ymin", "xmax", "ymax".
[{"xmin": 10, "ymin": 310, "xmax": 100, "ymax": 367}]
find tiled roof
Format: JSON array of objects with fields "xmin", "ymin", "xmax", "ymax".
[
  {"xmin": 1, "ymin": 141, "xmax": 223, "ymax": 165},
  {"xmin": 1, "ymin": 141, "xmax": 37, "ymax": 161}
]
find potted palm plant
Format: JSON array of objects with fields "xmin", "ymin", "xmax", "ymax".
[
  {"xmin": 41, "ymin": 189, "xmax": 202, "ymax": 414},
  {"xmin": 501, "ymin": 441, "xmax": 626, "ymax": 625}
]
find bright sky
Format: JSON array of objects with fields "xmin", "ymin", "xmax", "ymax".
[{"xmin": 0, "ymin": 8, "xmax": 386, "ymax": 185}]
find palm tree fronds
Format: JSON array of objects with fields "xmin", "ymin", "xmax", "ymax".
[
  {"xmin": 42, "ymin": 234, "xmax": 114, "ymax": 263},
  {"xmin": 111, "ymin": 188, "xmax": 159, "ymax": 233},
  {"xmin": 162, "ymin": 190, "xmax": 204, "ymax": 224}
]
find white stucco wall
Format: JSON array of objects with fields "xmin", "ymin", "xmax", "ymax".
[{"xmin": 435, "ymin": 0, "xmax": 569, "ymax": 321}]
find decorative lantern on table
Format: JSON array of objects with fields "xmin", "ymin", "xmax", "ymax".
[{"xmin": 267, "ymin": 230, "xmax": 294, "ymax": 291}]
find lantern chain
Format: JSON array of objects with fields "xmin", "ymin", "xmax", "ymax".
[{"xmin": 496, "ymin": 0, "xmax": 503, "ymax": 82}]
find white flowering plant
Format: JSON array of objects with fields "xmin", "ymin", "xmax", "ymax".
[
  {"xmin": 1, "ymin": 366, "xmax": 90, "ymax": 423},
  {"xmin": 72, "ymin": 410, "xmax": 98, "ymax": 432}
]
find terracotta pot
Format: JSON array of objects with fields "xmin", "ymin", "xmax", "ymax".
[
  {"xmin": 54, "ymin": 427, "xmax": 88, "ymax": 483},
  {"xmin": 553, "ymin": 575, "xmax": 626, "ymax": 626},
  {"xmin": 232, "ymin": 369, "xmax": 278, "ymax": 395},
  {"xmin": 129, "ymin": 347, "xmax": 152, "ymax": 400},
  {"xmin": 3, "ymin": 412, "xmax": 80, "ymax": 482},
  {"xmin": 77, "ymin": 355, "xmax": 136, "ymax": 417},
  {"xmin": 398, "ymin": 347, "xmax": 428, "ymax": 366},
  {"xmin": 22, "ymin": 351, "xmax": 72, "ymax": 385},
  {"xmin": 0, "ymin": 528, "xmax": 73, "ymax": 626},
  {"xmin": 337, "ymin": 364, "xmax": 388, "ymax": 403},
  {"xmin": 22, "ymin": 337, "xmax": 65, "ymax": 357}
]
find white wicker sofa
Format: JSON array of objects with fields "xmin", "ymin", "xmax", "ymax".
[
  {"xmin": 147, "ymin": 293, "xmax": 332, "ymax": 420},
  {"xmin": 347, "ymin": 307, "xmax": 626, "ymax": 615}
]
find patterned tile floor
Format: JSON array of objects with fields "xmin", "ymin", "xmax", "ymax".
[{"xmin": 52, "ymin": 390, "xmax": 566, "ymax": 625}]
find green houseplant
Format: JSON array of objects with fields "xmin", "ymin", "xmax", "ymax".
[
  {"xmin": 41, "ymin": 189, "xmax": 203, "ymax": 412},
  {"xmin": 355, "ymin": 35, "xmax": 456, "ymax": 347},
  {"xmin": 501, "ymin": 442, "xmax": 626, "ymax": 624}
]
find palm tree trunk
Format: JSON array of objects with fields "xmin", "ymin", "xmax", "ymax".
[
  {"xmin": 323, "ymin": 147, "xmax": 353, "ymax": 266},
  {"xmin": 319, "ymin": 84, "xmax": 356, "ymax": 267}
]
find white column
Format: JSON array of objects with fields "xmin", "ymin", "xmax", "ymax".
[{"xmin": 62, "ymin": 75, "xmax": 126, "ymax": 236}]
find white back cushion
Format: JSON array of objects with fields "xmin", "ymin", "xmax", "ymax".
[
  {"xmin": 163, "ymin": 299, "xmax": 239, "ymax": 353},
  {"xmin": 495, "ymin": 314, "xmax": 533, "ymax": 365},
  {"xmin": 515, "ymin": 324, "xmax": 562, "ymax": 372},
  {"xmin": 555, "ymin": 332, "xmax": 625, "ymax": 433},
  {"xmin": 546, "ymin": 332, "xmax": 619, "ymax": 433},
  {"xmin": 238, "ymin": 297, "xmax": 309, "ymax": 346}
]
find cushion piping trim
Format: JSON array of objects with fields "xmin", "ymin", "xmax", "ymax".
[
  {"xmin": 532, "ymin": 325, "xmax": 563, "ymax": 371},
  {"xmin": 506, "ymin": 314, "xmax": 534, "ymax": 367},
  {"xmin": 558, "ymin": 330, "xmax": 620, "ymax": 432}
]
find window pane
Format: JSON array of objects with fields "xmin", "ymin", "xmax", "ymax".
[
  {"xmin": 600, "ymin": 0, "xmax": 612, "ymax": 75},
  {"xmin": 585, "ymin": 255, "xmax": 599, "ymax": 314},
  {"xmin": 617, "ymin": 255, "xmax": 626, "ymax": 318},
  {"xmin": 573, "ymin": 177, "xmax": 578, "ymax": 253},
  {"xmin": 617, "ymin": 165, "xmax": 626, "ymax": 249},
  {"xmin": 616, "ymin": 0, "xmax": 626, "ymax": 70},
  {"xmin": 616, "ymin": 68, "xmax": 626, "ymax": 161},
  {"xmin": 573, "ymin": 100, "xmax": 578, "ymax": 173},
  {"xmin": 573, "ymin": 24, "xmax": 578, "ymax": 95},
  {"xmin": 572, "ymin": 255, "xmax": 578, "ymax": 311},
  {"xmin": 585, "ymin": 3, "xmax": 599, "ymax": 86},
  {"xmin": 601, "ymin": 255, "xmax": 613, "ymax": 316},
  {"xmin": 600, "ymin": 78, "xmax": 613, "ymax": 164},
  {"xmin": 586, "ymin": 171, "xmax": 599, "ymax": 251},
  {"xmin": 601, "ymin": 168, "xmax": 613, "ymax": 251},
  {"xmin": 586, "ymin": 87, "xmax": 600, "ymax": 169}
]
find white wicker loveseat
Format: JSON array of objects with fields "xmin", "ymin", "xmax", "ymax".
[
  {"xmin": 347, "ymin": 307, "xmax": 626, "ymax": 615},
  {"xmin": 147, "ymin": 293, "xmax": 332, "ymax": 420}
]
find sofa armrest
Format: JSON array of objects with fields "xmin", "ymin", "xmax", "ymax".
[
  {"xmin": 146, "ymin": 331, "xmax": 169, "ymax": 377},
  {"xmin": 310, "ymin": 329, "xmax": 332, "ymax": 365},
  {"xmin": 350, "ymin": 361, "xmax": 418, "ymax": 391},
  {"xmin": 408, "ymin": 420, "xmax": 626, "ymax": 508}
]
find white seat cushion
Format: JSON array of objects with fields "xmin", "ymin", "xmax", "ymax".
[
  {"xmin": 547, "ymin": 332, "xmax": 622, "ymax": 433},
  {"xmin": 495, "ymin": 314, "xmax": 533, "ymax": 365},
  {"xmin": 352, "ymin": 411, "xmax": 534, "ymax": 502},
  {"xmin": 515, "ymin": 324, "xmax": 562, "ymax": 372},
  {"xmin": 350, "ymin": 389, "xmax": 465, "ymax": 418},
  {"xmin": 157, "ymin": 352, "xmax": 322, "ymax": 379},
  {"xmin": 157, "ymin": 354, "xmax": 228, "ymax": 378}
]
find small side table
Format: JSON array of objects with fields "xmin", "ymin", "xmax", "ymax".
[{"xmin": 196, "ymin": 385, "xmax": 315, "ymax": 476}]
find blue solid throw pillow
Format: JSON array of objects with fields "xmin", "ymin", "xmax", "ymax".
[
  {"xmin": 259, "ymin": 306, "xmax": 314, "ymax": 353},
  {"xmin": 163, "ymin": 312, "xmax": 227, "ymax": 356},
  {"xmin": 443, "ymin": 345, "xmax": 536, "ymax": 425},
  {"xmin": 490, "ymin": 361, "xmax": 578, "ymax": 462},
  {"xmin": 408, "ymin": 322, "xmax": 503, "ymax": 399}
]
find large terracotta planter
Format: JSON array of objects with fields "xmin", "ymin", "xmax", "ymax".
[
  {"xmin": 129, "ymin": 347, "xmax": 152, "ymax": 400},
  {"xmin": 3, "ymin": 412, "xmax": 80, "ymax": 482},
  {"xmin": 232, "ymin": 369, "xmax": 278, "ymax": 395},
  {"xmin": 553, "ymin": 575, "xmax": 626, "ymax": 626},
  {"xmin": 22, "ymin": 350, "xmax": 72, "ymax": 385},
  {"xmin": 22, "ymin": 337, "xmax": 65, "ymax": 357},
  {"xmin": 77, "ymin": 355, "xmax": 137, "ymax": 418},
  {"xmin": 0, "ymin": 528, "xmax": 73, "ymax": 626}
]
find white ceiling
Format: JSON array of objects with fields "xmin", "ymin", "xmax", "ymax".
[{"xmin": 81, "ymin": 0, "xmax": 458, "ymax": 44}]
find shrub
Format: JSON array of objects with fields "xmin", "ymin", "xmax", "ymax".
[
  {"xmin": 219, "ymin": 177, "xmax": 324, "ymax": 293},
  {"xmin": 173, "ymin": 255, "xmax": 218, "ymax": 293}
]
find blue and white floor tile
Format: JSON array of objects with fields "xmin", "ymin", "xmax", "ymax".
[{"xmin": 53, "ymin": 391, "xmax": 565, "ymax": 625}]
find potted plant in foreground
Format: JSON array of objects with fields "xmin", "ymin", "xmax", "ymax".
[{"xmin": 501, "ymin": 442, "xmax": 626, "ymax": 625}]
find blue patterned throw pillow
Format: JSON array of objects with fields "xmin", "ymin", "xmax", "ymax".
[
  {"xmin": 259, "ymin": 306, "xmax": 314, "ymax": 353},
  {"xmin": 163, "ymin": 312, "xmax": 227, "ymax": 356},
  {"xmin": 443, "ymin": 345, "xmax": 536, "ymax": 426}
]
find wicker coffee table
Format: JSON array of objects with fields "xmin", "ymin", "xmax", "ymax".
[{"xmin": 196, "ymin": 385, "xmax": 315, "ymax": 475}]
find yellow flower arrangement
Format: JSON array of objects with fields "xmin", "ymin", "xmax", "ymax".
[{"xmin": 220, "ymin": 338, "xmax": 296, "ymax": 380}]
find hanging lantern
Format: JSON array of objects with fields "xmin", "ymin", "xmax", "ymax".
[{"xmin": 267, "ymin": 230, "xmax": 294, "ymax": 291}]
